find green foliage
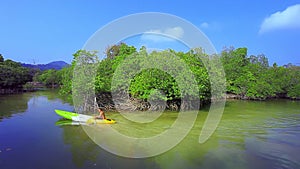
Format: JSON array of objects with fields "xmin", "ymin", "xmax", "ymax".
[
  {"xmin": 286, "ymin": 66, "xmax": 300, "ymax": 98},
  {"xmin": 60, "ymin": 44, "xmax": 213, "ymax": 102},
  {"xmin": 95, "ymin": 43, "xmax": 137, "ymax": 93},
  {"xmin": 95, "ymin": 58, "xmax": 114, "ymax": 92},
  {"xmin": 106, "ymin": 43, "xmax": 136, "ymax": 59},
  {"xmin": 221, "ymin": 47, "xmax": 300, "ymax": 99},
  {"xmin": 36, "ymin": 69, "xmax": 61, "ymax": 87},
  {"xmin": 176, "ymin": 49, "xmax": 211, "ymax": 99},
  {"xmin": 221, "ymin": 48, "xmax": 276, "ymax": 99},
  {"xmin": 58, "ymin": 66, "xmax": 73, "ymax": 95},
  {"xmin": 221, "ymin": 47, "xmax": 249, "ymax": 94},
  {"xmin": 129, "ymin": 69, "xmax": 178, "ymax": 100},
  {"xmin": 23, "ymin": 82, "xmax": 35, "ymax": 91},
  {"xmin": 0, "ymin": 56, "xmax": 32, "ymax": 89},
  {"xmin": 287, "ymin": 83, "xmax": 300, "ymax": 98},
  {"xmin": 71, "ymin": 50, "xmax": 99, "ymax": 110},
  {"xmin": 58, "ymin": 44, "xmax": 300, "ymax": 103},
  {"xmin": 107, "ymin": 46, "xmax": 211, "ymax": 101}
]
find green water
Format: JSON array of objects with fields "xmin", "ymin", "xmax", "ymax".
[{"xmin": 0, "ymin": 90, "xmax": 300, "ymax": 169}]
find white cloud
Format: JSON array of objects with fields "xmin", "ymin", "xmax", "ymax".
[
  {"xmin": 200, "ymin": 22, "xmax": 209, "ymax": 29},
  {"xmin": 259, "ymin": 4, "xmax": 300, "ymax": 34},
  {"xmin": 140, "ymin": 26, "xmax": 184, "ymax": 42},
  {"xmin": 164, "ymin": 27, "xmax": 184, "ymax": 38}
]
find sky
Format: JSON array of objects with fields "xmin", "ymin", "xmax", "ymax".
[{"xmin": 1, "ymin": 0, "xmax": 300, "ymax": 65}]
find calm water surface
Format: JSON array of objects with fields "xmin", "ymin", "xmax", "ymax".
[{"xmin": 0, "ymin": 90, "xmax": 300, "ymax": 169}]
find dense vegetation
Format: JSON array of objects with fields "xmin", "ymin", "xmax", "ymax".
[
  {"xmin": 0, "ymin": 54, "xmax": 65, "ymax": 93},
  {"xmin": 0, "ymin": 54, "xmax": 33, "ymax": 93},
  {"xmin": 1, "ymin": 44, "xmax": 300, "ymax": 105},
  {"xmin": 221, "ymin": 47, "xmax": 300, "ymax": 99},
  {"xmin": 58, "ymin": 43, "xmax": 300, "ymax": 109},
  {"xmin": 33, "ymin": 69, "xmax": 63, "ymax": 88}
]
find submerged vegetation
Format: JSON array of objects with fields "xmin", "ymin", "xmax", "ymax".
[{"xmin": 1, "ymin": 43, "xmax": 300, "ymax": 107}]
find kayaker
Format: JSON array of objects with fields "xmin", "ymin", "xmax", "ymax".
[{"xmin": 95, "ymin": 108, "xmax": 106, "ymax": 119}]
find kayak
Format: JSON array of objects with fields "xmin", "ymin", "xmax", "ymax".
[
  {"xmin": 55, "ymin": 109, "xmax": 116, "ymax": 124},
  {"xmin": 55, "ymin": 119, "xmax": 81, "ymax": 126}
]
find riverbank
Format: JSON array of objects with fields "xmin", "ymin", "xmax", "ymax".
[
  {"xmin": 0, "ymin": 88, "xmax": 42, "ymax": 95},
  {"xmin": 0, "ymin": 82, "xmax": 48, "ymax": 95},
  {"xmin": 226, "ymin": 93, "xmax": 300, "ymax": 100},
  {"xmin": 95, "ymin": 91, "xmax": 212, "ymax": 111},
  {"xmin": 94, "ymin": 92, "xmax": 300, "ymax": 111},
  {"xmin": 0, "ymin": 88, "xmax": 24, "ymax": 94}
]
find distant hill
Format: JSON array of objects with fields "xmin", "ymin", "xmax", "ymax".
[{"xmin": 21, "ymin": 61, "xmax": 69, "ymax": 71}]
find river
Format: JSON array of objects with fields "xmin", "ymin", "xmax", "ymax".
[{"xmin": 0, "ymin": 90, "xmax": 300, "ymax": 169}]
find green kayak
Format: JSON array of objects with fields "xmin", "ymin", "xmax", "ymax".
[{"xmin": 55, "ymin": 109, "xmax": 116, "ymax": 124}]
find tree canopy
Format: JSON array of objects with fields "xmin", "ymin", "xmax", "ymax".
[
  {"xmin": 221, "ymin": 47, "xmax": 300, "ymax": 99},
  {"xmin": 0, "ymin": 56, "xmax": 32, "ymax": 90},
  {"xmin": 2, "ymin": 44, "xmax": 299, "ymax": 103},
  {"xmin": 56, "ymin": 44, "xmax": 300, "ymax": 102}
]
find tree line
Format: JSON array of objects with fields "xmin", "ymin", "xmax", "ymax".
[
  {"xmin": 1, "ymin": 43, "xmax": 300, "ymax": 103},
  {"xmin": 0, "ymin": 54, "xmax": 33, "ymax": 93},
  {"xmin": 58, "ymin": 43, "xmax": 300, "ymax": 107},
  {"xmin": 221, "ymin": 47, "xmax": 300, "ymax": 99},
  {"xmin": 0, "ymin": 54, "xmax": 63, "ymax": 93}
]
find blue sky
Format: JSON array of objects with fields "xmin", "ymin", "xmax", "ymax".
[{"xmin": 1, "ymin": 0, "xmax": 299, "ymax": 65}]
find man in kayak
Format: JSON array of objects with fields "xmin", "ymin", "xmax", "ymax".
[{"xmin": 95, "ymin": 108, "xmax": 106, "ymax": 119}]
